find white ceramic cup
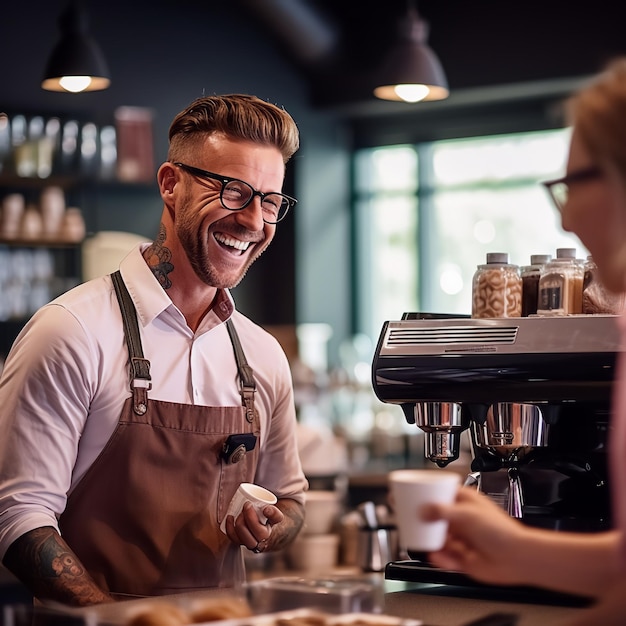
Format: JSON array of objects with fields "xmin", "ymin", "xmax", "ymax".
[
  {"xmin": 388, "ymin": 469, "xmax": 461, "ymax": 552},
  {"xmin": 220, "ymin": 482, "xmax": 277, "ymax": 534},
  {"xmin": 286, "ymin": 533, "xmax": 340, "ymax": 573}
]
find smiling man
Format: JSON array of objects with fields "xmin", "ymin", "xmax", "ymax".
[{"xmin": 0, "ymin": 95, "xmax": 307, "ymax": 606}]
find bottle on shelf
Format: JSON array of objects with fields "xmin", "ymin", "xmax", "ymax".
[
  {"xmin": 80, "ymin": 122, "xmax": 100, "ymax": 178},
  {"xmin": 537, "ymin": 248, "xmax": 583, "ymax": 315},
  {"xmin": 99, "ymin": 125, "xmax": 117, "ymax": 180},
  {"xmin": 0, "ymin": 114, "xmax": 11, "ymax": 176},
  {"xmin": 472, "ymin": 252, "xmax": 522, "ymax": 319},
  {"xmin": 521, "ymin": 254, "xmax": 551, "ymax": 316},
  {"xmin": 12, "ymin": 115, "xmax": 32, "ymax": 177},
  {"xmin": 59, "ymin": 119, "xmax": 80, "ymax": 176},
  {"xmin": 38, "ymin": 117, "xmax": 61, "ymax": 178}
]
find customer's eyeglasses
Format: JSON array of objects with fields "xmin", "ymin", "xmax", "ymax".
[
  {"xmin": 173, "ymin": 162, "xmax": 296, "ymax": 224},
  {"xmin": 541, "ymin": 166, "xmax": 603, "ymax": 212}
]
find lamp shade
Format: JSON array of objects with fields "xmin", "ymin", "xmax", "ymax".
[
  {"xmin": 373, "ymin": 6, "xmax": 448, "ymax": 103},
  {"xmin": 42, "ymin": 0, "xmax": 110, "ymax": 93}
]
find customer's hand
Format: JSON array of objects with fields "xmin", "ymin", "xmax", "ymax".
[{"xmin": 421, "ymin": 486, "xmax": 530, "ymax": 586}]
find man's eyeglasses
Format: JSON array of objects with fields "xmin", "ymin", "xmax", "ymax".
[
  {"xmin": 541, "ymin": 166, "xmax": 603, "ymax": 212},
  {"xmin": 173, "ymin": 162, "xmax": 296, "ymax": 224}
]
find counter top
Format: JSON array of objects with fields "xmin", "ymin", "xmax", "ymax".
[
  {"xmin": 383, "ymin": 579, "xmax": 589, "ymax": 626},
  {"xmin": 12, "ymin": 576, "xmax": 591, "ymax": 626}
]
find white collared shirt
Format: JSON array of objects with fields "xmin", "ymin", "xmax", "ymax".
[{"xmin": 0, "ymin": 244, "xmax": 307, "ymax": 558}]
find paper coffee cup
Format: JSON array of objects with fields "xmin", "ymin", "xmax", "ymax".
[
  {"xmin": 388, "ymin": 469, "xmax": 460, "ymax": 552},
  {"xmin": 220, "ymin": 482, "xmax": 277, "ymax": 534}
]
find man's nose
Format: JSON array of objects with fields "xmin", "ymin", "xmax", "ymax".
[{"xmin": 234, "ymin": 196, "xmax": 266, "ymax": 231}]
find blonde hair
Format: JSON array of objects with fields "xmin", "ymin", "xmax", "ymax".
[
  {"xmin": 567, "ymin": 58, "xmax": 626, "ymax": 176},
  {"xmin": 168, "ymin": 94, "xmax": 299, "ymax": 165}
]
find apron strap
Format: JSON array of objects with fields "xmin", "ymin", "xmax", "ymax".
[
  {"xmin": 226, "ymin": 318, "xmax": 258, "ymax": 426},
  {"xmin": 111, "ymin": 270, "xmax": 152, "ymax": 415},
  {"xmin": 111, "ymin": 271, "xmax": 259, "ymax": 428}
]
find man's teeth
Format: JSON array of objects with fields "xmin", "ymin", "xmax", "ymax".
[{"xmin": 215, "ymin": 234, "xmax": 250, "ymax": 251}]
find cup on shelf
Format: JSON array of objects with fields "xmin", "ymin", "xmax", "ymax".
[
  {"xmin": 2, "ymin": 193, "xmax": 25, "ymax": 239},
  {"xmin": 302, "ymin": 489, "xmax": 342, "ymax": 535},
  {"xmin": 60, "ymin": 207, "xmax": 86, "ymax": 242},
  {"xmin": 286, "ymin": 532, "xmax": 340, "ymax": 573},
  {"xmin": 20, "ymin": 204, "xmax": 43, "ymax": 240},
  {"xmin": 40, "ymin": 186, "xmax": 66, "ymax": 240}
]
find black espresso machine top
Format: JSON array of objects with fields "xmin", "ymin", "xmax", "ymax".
[{"xmin": 372, "ymin": 313, "xmax": 621, "ymax": 411}]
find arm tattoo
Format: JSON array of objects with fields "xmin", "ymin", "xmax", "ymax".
[
  {"xmin": 268, "ymin": 499, "xmax": 305, "ymax": 551},
  {"xmin": 143, "ymin": 223, "xmax": 174, "ymax": 289},
  {"xmin": 3, "ymin": 527, "xmax": 112, "ymax": 606}
]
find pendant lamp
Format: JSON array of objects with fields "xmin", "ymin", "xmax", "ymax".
[
  {"xmin": 373, "ymin": 1, "xmax": 448, "ymax": 103},
  {"xmin": 42, "ymin": 0, "xmax": 111, "ymax": 93}
]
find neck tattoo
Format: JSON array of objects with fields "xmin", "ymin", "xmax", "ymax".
[{"xmin": 144, "ymin": 224, "xmax": 174, "ymax": 289}]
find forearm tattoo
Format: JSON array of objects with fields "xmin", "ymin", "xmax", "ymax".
[
  {"xmin": 3, "ymin": 527, "xmax": 111, "ymax": 606},
  {"xmin": 143, "ymin": 224, "xmax": 174, "ymax": 289},
  {"xmin": 269, "ymin": 499, "xmax": 305, "ymax": 551}
]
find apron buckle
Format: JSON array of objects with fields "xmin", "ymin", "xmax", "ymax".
[{"xmin": 242, "ymin": 387, "xmax": 257, "ymax": 424}]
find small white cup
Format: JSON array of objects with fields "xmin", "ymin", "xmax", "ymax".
[
  {"xmin": 286, "ymin": 533, "xmax": 340, "ymax": 573},
  {"xmin": 388, "ymin": 469, "xmax": 460, "ymax": 552},
  {"xmin": 220, "ymin": 482, "xmax": 277, "ymax": 534}
]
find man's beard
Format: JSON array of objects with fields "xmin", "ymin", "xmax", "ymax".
[{"xmin": 176, "ymin": 197, "xmax": 267, "ymax": 289}]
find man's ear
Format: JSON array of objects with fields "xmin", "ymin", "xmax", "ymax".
[{"xmin": 158, "ymin": 162, "xmax": 177, "ymax": 199}]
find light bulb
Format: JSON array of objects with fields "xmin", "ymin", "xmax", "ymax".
[
  {"xmin": 59, "ymin": 76, "xmax": 93, "ymax": 93},
  {"xmin": 394, "ymin": 84, "xmax": 431, "ymax": 103}
]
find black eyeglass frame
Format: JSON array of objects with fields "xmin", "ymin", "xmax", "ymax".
[
  {"xmin": 541, "ymin": 166, "xmax": 603, "ymax": 212},
  {"xmin": 172, "ymin": 161, "xmax": 297, "ymax": 224}
]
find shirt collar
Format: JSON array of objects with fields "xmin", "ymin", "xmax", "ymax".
[{"xmin": 118, "ymin": 244, "xmax": 235, "ymax": 330}]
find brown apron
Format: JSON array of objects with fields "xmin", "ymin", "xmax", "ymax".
[{"xmin": 59, "ymin": 272, "xmax": 261, "ymax": 597}]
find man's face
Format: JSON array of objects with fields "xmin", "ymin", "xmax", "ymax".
[{"xmin": 174, "ymin": 135, "xmax": 285, "ymax": 289}]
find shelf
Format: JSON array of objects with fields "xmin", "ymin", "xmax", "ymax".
[
  {"xmin": 0, "ymin": 173, "xmax": 156, "ymax": 190},
  {"xmin": 0, "ymin": 239, "xmax": 82, "ymax": 247},
  {"xmin": 0, "ymin": 174, "xmax": 77, "ymax": 189}
]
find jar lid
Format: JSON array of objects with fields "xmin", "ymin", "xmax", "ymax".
[
  {"xmin": 530, "ymin": 254, "xmax": 552, "ymax": 265},
  {"xmin": 556, "ymin": 248, "xmax": 576, "ymax": 259},
  {"xmin": 486, "ymin": 252, "xmax": 509, "ymax": 264}
]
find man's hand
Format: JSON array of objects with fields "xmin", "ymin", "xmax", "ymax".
[{"xmin": 224, "ymin": 497, "xmax": 304, "ymax": 553}]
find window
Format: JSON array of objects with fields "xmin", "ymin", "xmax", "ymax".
[{"xmin": 354, "ymin": 128, "xmax": 586, "ymax": 343}]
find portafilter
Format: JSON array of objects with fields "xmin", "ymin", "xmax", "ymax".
[
  {"xmin": 412, "ymin": 402, "xmax": 469, "ymax": 467},
  {"xmin": 473, "ymin": 402, "xmax": 550, "ymax": 518}
]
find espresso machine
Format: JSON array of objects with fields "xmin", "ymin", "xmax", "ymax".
[{"xmin": 372, "ymin": 313, "xmax": 620, "ymax": 584}]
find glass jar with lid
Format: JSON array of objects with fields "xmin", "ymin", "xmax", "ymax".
[
  {"xmin": 472, "ymin": 252, "xmax": 522, "ymax": 318},
  {"xmin": 537, "ymin": 249, "xmax": 583, "ymax": 315},
  {"xmin": 521, "ymin": 254, "xmax": 551, "ymax": 316}
]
